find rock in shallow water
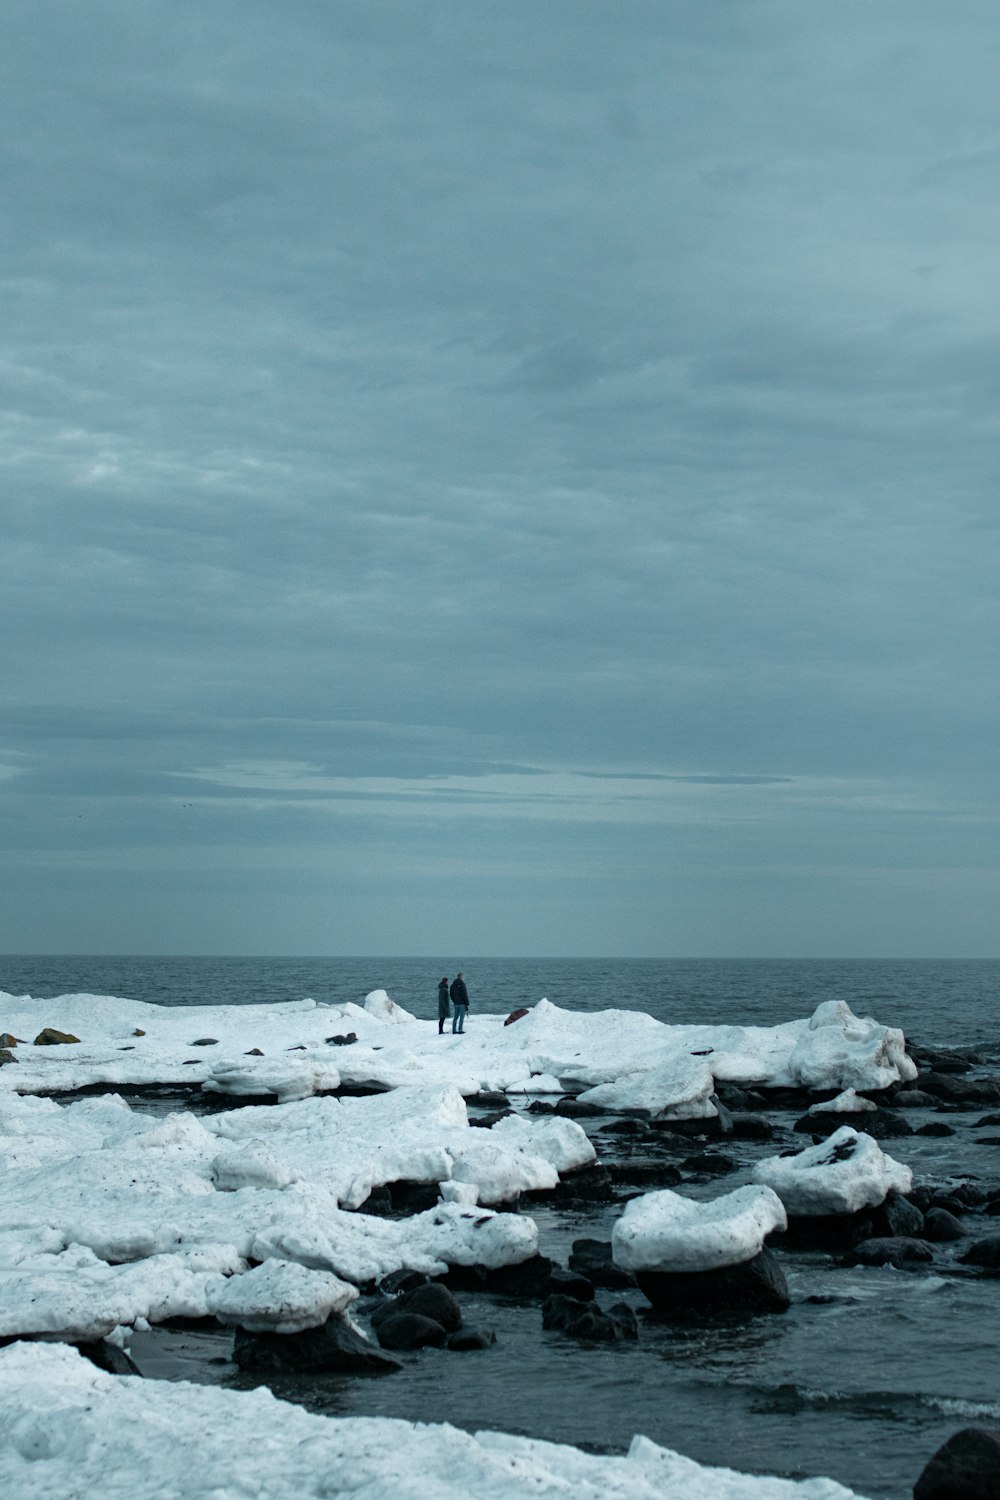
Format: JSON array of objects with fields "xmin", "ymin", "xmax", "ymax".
[
  {"xmin": 233, "ymin": 1313, "xmax": 402, "ymax": 1375},
  {"xmin": 913, "ymin": 1425, "xmax": 1000, "ymax": 1500},
  {"xmin": 541, "ymin": 1294, "xmax": 638, "ymax": 1342},
  {"xmin": 636, "ymin": 1249, "xmax": 790, "ymax": 1321},
  {"xmin": 376, "ymin": 1312, "xmax": 448, "ymax": 1350}
]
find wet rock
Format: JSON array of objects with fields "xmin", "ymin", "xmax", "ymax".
[
  {"xmin": 0, "ymin": 1049, "xmax": 17, "ymax": 1065},
  {"xmin": 373, "ymin": 1282, "xmax": 462, "ymax": 1334},
  {"xmin": 541, "ymin": 1294, "xmax": 638, "ymax": 1342},
  {"xmin": 0, "ymin": 1033, "xmax": 23, "ymax": 1048},
  {"xmin": 729, "ymin": 1114, "xmax": 775, "ymax": 1140},
  {"xmin": 385, "ymin": 1181, "xmax": 440, "ymax": 1215},
  {"xmin": 244, "ymin": 1048, "xmax": 264, "ymax": 1056},
  {"xmin": 447, "ymin": 1328, "xmax": 496, "ymax": 1351},
  {"xmin": 376, "ymin": 1312, "xmax": 448, "ymax": 1350},
  {"xmin": 325, "ymin": 1032, "xmax": 358, "ymax": 1045},
  {"xmin": 919, "ymin": 1075, "xmax": 1000, "ymax": 1107},
  {"xmin": 636, "ymin": 1248, "xmax": 790, "ymax": 1321},
  {"xmin": 189, "ymin": 1038, "xmax": 219, "ymax": 1047},
  {"xmin": 465, "ymin": 1091, "xmax": 509, "ymax": 1109},
  {"xmin": 611, "ymin": 1161, "xmax": 684, "ymax": 1190},
  {"xmin": 355, "ymin": 1185, "xmax": 393, "ymax": 1216},
  {"xmin": 892, "ymin": 1089, "xmax": 940, "ymax": 1108},
  {"xmin": 554, "ymin": 1098, "xmax": 606, "ymax": 1119},
  {"xmin": 960, "ymin": 1236, "xmax": 1000, "ymax": 1273},
  {"xmin": 233, "ymin": 1313, "xmax": 402, "ymax": 1375},
  {"xmin": 869, "ymin": 1191, "xmax": 925, "ymax": 1239},
  {"xmin": 913, "ymin": 1425, "xmax": 1000, "ymax": 1500},
  {"xmin": 542, "ymin": 1267, "xmax": 595, "ymax": 1302},
  {"xmin": 568, "ymin": 1238, "xmax": 638, "ymax": 1291},
  {"xmin": 33, "ymin": 1028, "xmax": 80, "ymax": 1046},
  {"xmin": 918, "ymin": 1122, "xmax": 956, "ymax": 1137},
  {"xmin": 469, "ymin": 1110, "xmax": 512, "ymax": 1129},
  {"xmin": 504, "ymin": 1009, "xmax": 530, "ymax": 1026},
  {"xmin": 538, "ymin": 1163, "xmax": 614, "ymax": 1204},
  {"xmin": 600, "ymin": 1119, "xmax": 651, "ymax": 1137},
  {"xmin": 924, "ymin": 1208, "xmax": 965, "ymax": 1242},
  {"xmin": 377, "ymin": 1269, "xmax": 429, "ymax": 1297},
  {"xmin": 76, "ymin": 1339, "xmax": 142, "ymax": 1376},
  {"xmin": 844, "ymin": 1237, "xmax": 934, "ymax": 1268},
  {"xmin": 680, "ymin": 1151, "xmax": 738, "ymax": 1176}
]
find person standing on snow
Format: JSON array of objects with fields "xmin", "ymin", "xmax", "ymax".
[
  {"xmin": 437, "ymin": 976, "xmax": 451, "ymax": 1035},
  {"xmin": 450, "ymin": 972, "xmax": 469, "ymax": 1034}
]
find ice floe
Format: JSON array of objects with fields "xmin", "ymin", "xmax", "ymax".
[
  {"xmin": 752, "ymin": 1127, "xmax": 912, "ymax": 1217},
  {"xmin": 612, "ymin": 1185, "xmax": 788, "ymax": 1273},
  {"xmin": 0, "ymin": 1341, "xmax": 871, "ymax": 1499}
]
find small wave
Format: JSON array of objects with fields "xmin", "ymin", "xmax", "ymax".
[{"xmin": 753, "ymin": 1382, "xmax": 1000, "ymax": 1422}]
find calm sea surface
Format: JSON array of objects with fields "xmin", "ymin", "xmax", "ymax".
[
  {"xmin": 3, "ymin": 954, "xmax": 1000, "ymax": 1049},
  {"xmin": 3, "ymin": 955, "xmax": 1000, "ymax": 1500}
]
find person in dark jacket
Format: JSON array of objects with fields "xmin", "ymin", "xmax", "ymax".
[
  {"xmin": 449, "ymin": 972, "xmax": 469, "ymax": 1034},
  {"xmin": 437, "ymin": 977, "xmax": 450, "ymax": 1035}
]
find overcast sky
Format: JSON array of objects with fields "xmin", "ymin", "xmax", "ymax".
[{"xmin": 3, "ymin": 1, "xmax": 999, "ymax": 957}]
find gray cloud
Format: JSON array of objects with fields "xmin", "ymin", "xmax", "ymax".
[{"xmin": 2, "ymin": 1, "xmax": 999, "ymax": 954}]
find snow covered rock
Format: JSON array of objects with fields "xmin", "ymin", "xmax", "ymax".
[
  {"xmin": 752, "ymin": 1127, "xmax": 912, "ymax": 1217},
  {"xmin": 612, "ymin": 1185, "xmax": 788, "ymax": 1274}
]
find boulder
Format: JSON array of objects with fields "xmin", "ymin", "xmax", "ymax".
[
  {"xmin": 376, "ymin": 1312, "xmax": 448, "ymax": 1350},
  {"xmin": 918, "ymin": 1075, "xmax": 1000, "ymax": 1107},
  {"xmin": 636, "ymin": 1249, "xmax": 790, "ymax": 1321},
  {"xmin": 844, "ymin": 1237, "xmax": 934, "ymax": 1268},
  {"xmin": 33, "ymin": 1029, "xmax": 80, "ymax": 1046},
  {"xmin": 504, "ymin": 1009, "xmax": 530, "ymax": 1026},
  {"xmin": 923, "ymin": 1208, "xmax": 965, "ymax": 1242},
  {"xmin": 869, "ymin": 1191, "xmax": 925, "ymax": 1239},
  {"xmin": 680, "ymin": 1151, "xmax": 738, "ymax": 1176},
  {"xmin": 568, "ymin": 1238, "xmax": 637, "ymax": 1291},
  {"xmin": 541, "ymin": 1267, "xmax": 595, "ymax": 1302},
  {"xmin": 541, "ymin": 1294, "xmax": 638, "ymax": 1342},
  {"xmin": 961, "ymin": 1236, "xmax": 1000, "ymax": 1273},
  {"xmin": 0, "ymin": 1049, "xmax": 17, "ymax": 1065},
  {"xmin": 447, "ymin": 1329, "xmax": 496, "ymax": 1350},
  {"xmin": 914, "ymin": 1426, "xmax": 1000, "ymax": 1500},
  {"xmin": 0, "ymin": 1033, "xmax": 22, "ymax": 1048},
  {"xmin": 233, "ymin": 1313, "xmax": 401, "ymax": 1375},
  {"xmin": 372, "ymin": 1282, "xmax": 462, "ymax": 1334}
]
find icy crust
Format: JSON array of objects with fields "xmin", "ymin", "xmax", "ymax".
[
  {"xmin": 0, "ymin": 991, "xmax": 917, "ymax": 1119},
  {"xmin": 752, "ymin": 1127, "xmax": 912, "ymax": 1217},
  {"xmin": 0, "ymin": 1086, "xmax": 591, "ymax": 1338},
  {"xmin": 0, "ymin": 1343, "xmax": 871, "ymax": 1500},
  {"xmin": 612, "ymin": 1186, "xmax": 788, "ymax": 1274}
]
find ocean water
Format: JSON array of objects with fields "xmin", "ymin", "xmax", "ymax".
[{"xmin": 4, "ymin": 955, "xmax": 1000, "ymax": 1500}]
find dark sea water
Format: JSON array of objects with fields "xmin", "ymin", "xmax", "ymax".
[
  {"xmin": 4, "ymin": 954, "xmax": 1000, "ymax": 1050},
  {"xmin": 4, "ymin": 955, "xmax": 1000, "ymax": 1500}
]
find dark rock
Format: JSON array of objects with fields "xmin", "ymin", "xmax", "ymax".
[
  {"xmin": 504, "ymin": 1009, "xmax": 530, "ymax": 1026},
  {"xmin": 541, "ymin": 1294, "xmax": 638, "ymax": 1342},
  {"xmin": 908, "ymin": 1186, "xmax": 936, "ymax": 1212},
  {"xmin": 244, "ymin": 1048, "xmax": 264, "ymax": 1056},
  {"xmin": 978, "ymin": 1115, "xmax": 1000, "ymax": 1127},
  {"xmin": 918, "ymin": 1123, "xmax": 956, "ymax": 1137},
  {"xmin": 189, "ymin": 1038, "xmax": 219, "ymax": 1047},
  {"xmin": 0, "ymin": 1049, "xmax": 17, "ymax": 1065},
  {"xmin": 869, "ymin": 1191, "xmax": 925, "ymax": 1239},
  {"xmin": 930, "ymin": 1193, "xmax": 965, "ymax": 1216},
  {"xmin": 234, "ymin": 1313, "xmax": 402, "ymax": 1375},
  {"xmin": 729, "ymin": 1114, "xmax": 775, "ymax": 1140},
  {"xmin": 951, "ymin": 1183, "xmax": 995, "ymax": 1208},
  {"xmin": 680, "ymin": 1151, "xmax": 738, "ymax": 1176},
  {"xmin": 377, "ymin": 1269, "xmax": 428, "ymax": 1297},
  {"xmin": 636, "ymin": 1248, "xmax": 790, "ymax": 1320},
  {"xmin": 611, "ymin": 1161, "xmax": 684, "ymax": 1190},
  {"xmin": 844, "ymin": 1237, "xmax": 934, "ymax": 1268},
  {"xmin": 326, "ymin": 1032, "xmax": 358, "ymax": 1046},
  {"xmin": 924, "ymin": 1208, "xmax": 965, "ymax": 1242},
  {"xmin": 389, "ymin": 1283, "xmax": 462, "ymax": 1333},
  {"xmin": 542, "ymin": 1267, "xmax": 595, "ymax": 1302},
  {"xmin": 536, "ymin": 1164, "xmax": 615, "ymax": 1204},
  {"xmin": 710, "ymin": 1097, "xmax": 734, "ymax": 1136},
  {"xmin": 714, "ymin": 1085, "xmax": 759, "ymax": 1110},
  {"xmin": 385, "ymin": 1181, "xmax": 440, "ymax": 1215},
  {"xmin": 554, "ymin": 1098, "xmax": 606, "ymax": 1119},
  {"xmin": 919, "ymin": 1075, "xmax": 1000, "ymax": 1107},
  {"xmin": 600, "ymin": 1119, "xmax": 650, "ymax": 1137},
  {"xmin": 34, "ymin": 1028, "xmax": 80, "ymax": 1046},
  {"xmin": 376, "ymin": 1312, "xmax": 447, "ymax": 1350},
  {"xmin": 569, "ymin": 1238, "xmax": 638, "ymax": 1291},
  {"xmin": 0, "ymin": 1032, "xmax": 22, "ymax": 1048},
  {"xmin": 526, "ymin": 1100, "xmax": 556, "ymax": 1114},
  {"xmin": 892, "ymin": 1089, "xmax": 940, "ymax": 1108},
  {"xmin": 355, "ymin": 1185, "xmax": 393, "ymax": 1216},
  {"xmin": 469, "ymin": 1110, "xmax": 512, "ymax": 1129},
  {"xmin": 465, "ymin": 1091, "xmax": 509, "ymax": 1109},
  {"xmin": 607, "ymin": 1301, "xmax": 640, "ymax": 1338},
  {"xmin": 485, "ymin": 1254, "xmax": 554, "ymax": 1297},
  {"xmin": 913, "ymin": 1426, "xmax": 1000, "ymax": 1500},
  {"xmin": 76, "ymin": 1339, "xmax": 142, "ymax": 1376},
  {"xmin": 961, "ymin": 1236, "xmax": 1000, "ymax": 1272},
  {"xmin": 447, "ymin": 1328, "xmax": 496, "ymax": 1350}
]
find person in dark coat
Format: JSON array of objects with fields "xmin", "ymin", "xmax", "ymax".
[
  {"xmin": 437, "ymin": 977, "xmax": 450, "ymax": 1035},
  {"xmin": 449, "ymin": 972, "xmax": 469, "ymax": 1034}
]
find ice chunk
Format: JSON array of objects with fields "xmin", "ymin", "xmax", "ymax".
[
  {"xmin": 612, "ymin": 1185, "xmax": 787, "ymax": 1273},
  {"xmin": 753, "ymin": 1127, "xmax": 912, "ymax": 1216}
]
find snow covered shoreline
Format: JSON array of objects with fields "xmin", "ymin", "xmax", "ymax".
[{"xmin": 0, "ymin": 987, "xmax": 931, "ymax": 1499}]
